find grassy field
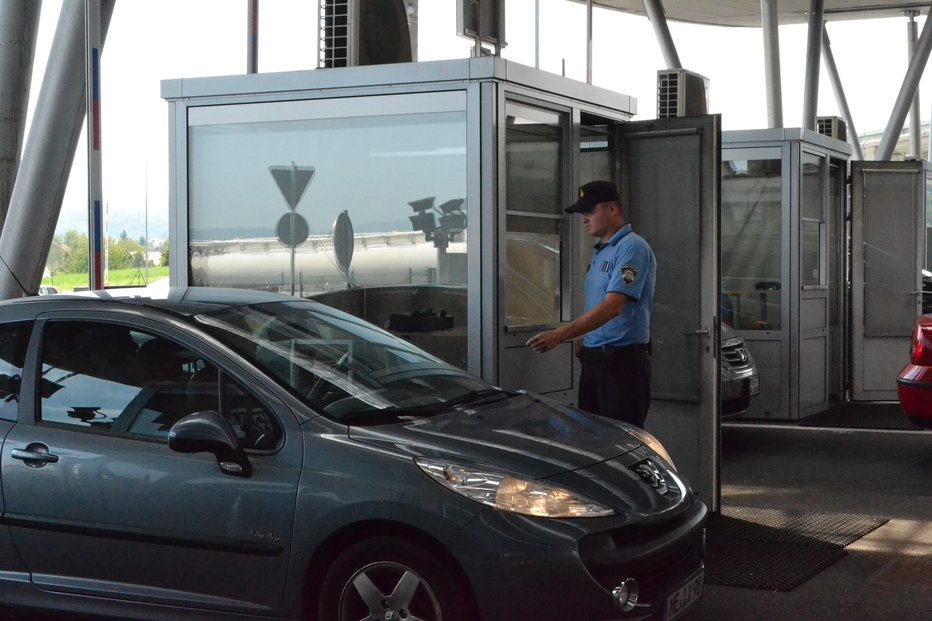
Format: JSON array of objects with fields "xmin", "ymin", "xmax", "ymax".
[{"xmin": 42, "ymin": 266, "xmax": 169, "ymax": 292}]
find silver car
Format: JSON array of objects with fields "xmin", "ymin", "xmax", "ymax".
[
  {"xmin": 0, "ymin": 287, "xmax": 706, "ymax": 621},
  {"xmin": 721, "ymin": 322, "xmax": 759, "ymax": 417}
]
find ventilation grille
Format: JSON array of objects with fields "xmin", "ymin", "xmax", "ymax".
[
  {"xmin": 657, "ymin": 69, "xmax": 709, "ymax": 119},
  {"xmin": 319, "ymin": 0, "xmax": 353, "ymax": 68},
  {"xmin": 817, "ymin": 116, "xmax": 847, "ymax": 141}
]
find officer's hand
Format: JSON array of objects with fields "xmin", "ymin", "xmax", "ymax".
[{"xmin": 526, "ymin": 331, "xmax": 561, "ymax": 353}]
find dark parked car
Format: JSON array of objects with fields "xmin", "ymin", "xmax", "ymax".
[
  {"xmin": 897, "ymin": 313, "xmax": 932, "ymax": 429},
  {"xmin": 720, "ymin": 322, "xmax": 759, "ymax": 417},
  {"xmin": 0, "ymin": 287, "xmax": 706, "ymax": 621}
]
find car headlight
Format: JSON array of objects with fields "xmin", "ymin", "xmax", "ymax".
[
  {"xmin": 618, "ymin": 425, "xmax": 677, "ymax": 471},
  {"xmin": 415, "ymin": 458, "xmax": 614, "ymax": 518}
]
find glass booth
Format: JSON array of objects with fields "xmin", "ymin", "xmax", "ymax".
[
  {"xmin": 162, "ymin": 58, "xmax": 636, "ymax": 398},
  {"xmin": 721, "ymin": 129, "xmax": 850, "ymax": 420},
  {"xmin": 163, "ymin": 58, "xmax": 724, "ymax": 505}
]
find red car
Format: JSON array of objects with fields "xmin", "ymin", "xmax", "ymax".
[{"xmin": 897, "ymin": 314, "xmax": 932, "ymax": 428}]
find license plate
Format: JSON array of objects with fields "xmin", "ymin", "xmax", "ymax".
[
  {"xmin": 665, "ymin": 569, "xmax": 703, "ymax": 621},
  {"xmin": 749, "ymin": 375, "xmax": 760, "ymax": 396}
]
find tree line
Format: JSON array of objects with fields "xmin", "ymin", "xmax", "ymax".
[{"xmin": 46, "ymin": 230, "xmax": 168, "ymax": 276}]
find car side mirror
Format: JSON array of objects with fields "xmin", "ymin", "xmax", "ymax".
[{"xmin": 168, "ymin": 410, "xmax": 252, "ymax": 477}]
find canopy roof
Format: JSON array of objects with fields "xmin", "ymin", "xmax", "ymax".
[{"xmin": 580, "ymin": 1, "xmax": 930, "ymax": 27}]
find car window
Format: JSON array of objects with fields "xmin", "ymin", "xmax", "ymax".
[
  {"xmin": 38, "ymin": 320, "xmax": 282, "ymax": 449},
  {"xmin": 196, "ymin": 300, "xmax": 496, "ymax": 423},
  {"xmin": 0, "ymin": 321, "xmax": 33, "ymax": 421}
]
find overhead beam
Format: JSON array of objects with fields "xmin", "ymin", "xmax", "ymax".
[
  {"xmin": 643, "ymin": 0, "xmax": 682, "ymax": 69},
  {"xmin": 907, "ymin": 11, "xmax": 921, "ymax": 158},
  {"xmin": 822, "ymin": 25, "xmax": 864, "ymax": 159},
  {"xmin": 761, "ymin": 0, "xmax": 784, "ymax": 128},
  {"xmin": 802, "ymin": 0, "xmax": 825, "ymax": 130},
  {"xmin": 876, "ymin": 6, "xmax": 932, "ymax": 161}
]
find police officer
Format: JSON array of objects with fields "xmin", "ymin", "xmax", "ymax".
[{"xmin": 526, "ymin": 180, "xmax": 656, "ymax": 427}]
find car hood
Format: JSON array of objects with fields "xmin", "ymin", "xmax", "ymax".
[{"xmin": 346, "ymin": 392, "xmax": 644, "ymax": 479}]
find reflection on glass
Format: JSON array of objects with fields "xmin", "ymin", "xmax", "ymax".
[
  {"xmin": 926, "ymin": 176, "xmax": 932, "ymax": 271},
  {"xmin": 801, "ymin": 156, "xmax": 824, "ymax": 287},
  {"xmin": 721, "ymin": 157, "xmax": 782, "ymax": 330},
  {"xmin": 187, "ymin": 100, "xmax": 468, "ymax": 368},
  {"xmin": 505, "ymin": 103, "xmax": 564, "ymax": 327},
  {"xmin": 801, "ymin": 220, "xmax": 821, "ymax": 287}
]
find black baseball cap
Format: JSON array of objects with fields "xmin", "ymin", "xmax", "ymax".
[{"xmin": 565, "ymin": 180, "xmax": 619, "ymax": 213}]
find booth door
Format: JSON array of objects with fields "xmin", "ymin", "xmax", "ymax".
[
  {"xmin": 617, "ymin": 115, "xmax": 721, "ymax": 509},
  {"xmin": 851, "ymin": 161, "xmax": 927, "ymax": 401}
]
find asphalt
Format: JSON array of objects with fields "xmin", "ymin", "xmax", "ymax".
[{"xmin": 682, "ymin": 403, "xmax": 932, "ymax": 621}]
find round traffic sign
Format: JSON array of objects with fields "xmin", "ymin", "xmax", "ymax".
[{"xmin": 276, "ymin": 212, "xmax": 310, "ymax": 248}]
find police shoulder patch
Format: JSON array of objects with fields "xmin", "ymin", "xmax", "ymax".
[{"xmin": 621, "ymin": 264, "xmax": 638, "ymax": 285}]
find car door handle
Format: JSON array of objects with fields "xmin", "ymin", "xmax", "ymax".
[{"xmin": 11, "ymin": 444, "xmax": 60, "ymax": 467}]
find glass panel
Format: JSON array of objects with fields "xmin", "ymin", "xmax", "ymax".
[
  {"xmin": 187, "ymin": 95, "xmax": 468, "ymax": 368},
  {"xmin": 505, "ymin": 215, "xmax": 561, "ymax": 327},
  {"xmin": 505, "ymin": 104, "xmax": 562, "ymax": 216},
  {"xmin": 579, "ymin": 116, "xmax": 613, "ymax": 184},
  {"xmin": 0, "ymin": 322, "xmax": 32, "ymax": 421},
  {"xmin": 800, "ymin": 154, "xmax": 824, "ymax": 287},
  {"xmin": 801, "ymin": 220, "xmax": 822, "ymax": 286},
  {"xmin": 721, "ymin": 156, "xmax": 782, "ymax": 330},
  {"xmin": 37, "ymin": 321, "xmax": 281, "ymax": 449},
  {"xmin": 198, "ymin": 300, "xmax": 492, "ymax": 424},
  {"xmin": 505, "ymin": 103, "xmax": 564, "ymax": 328},
  {"xmin": 926, "ymin": 175, "xmax": 932, "ymax": 271},
  {"xmin": 829, "ymin": 162, "xmax": 845, "ymax": 325}
]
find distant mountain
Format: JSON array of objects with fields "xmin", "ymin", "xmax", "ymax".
[{"xmin": 56, "ymin": 207, "xmax": 169, "ymax": 243}]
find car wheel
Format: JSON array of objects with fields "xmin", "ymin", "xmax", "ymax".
[{"xmin": 319, "ymin": 536, "xmax": 473, "ymax": 621}]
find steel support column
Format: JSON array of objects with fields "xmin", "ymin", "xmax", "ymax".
[
  {"xmin": 0, "ymin": 0, "xmax": 116, "ymax": 299},
  {"xmin": 761, "ymin": 0, "xmax": 783, "ymax": 128},
  {"xmin": 248, "ymin": 0, "xmax": 258, "ymax": 74},
  {"xmin": 908, "ymin": 12, "xmax": 921, "ymax": 158},
  {"xmin": 822, "ymin": 26, "xmax": 864, "ymax": 160},
  {"xmin": 643, "ymin": 0, "xmax": 682, "ymax": 69},
  {"xmin": 587, "ymin": 0, "xmax": 593, "ymax": 83},
  {"xmin": 0, "ymin": 1, "xmax": 41, "ymax": 229},
  {"xmin": 802, "ymin": 0, "xmax": 824, "ymax": 130},
  {"xmin": 877, "ymin": 6, "xmax": 932, "ymax": 161}
]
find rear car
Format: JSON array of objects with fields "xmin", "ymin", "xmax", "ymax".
[
  {"xmin": 721, "ymin": 322, "xmax": 760, "ymax": 417},
  {"xmin": 0, "ymin": 287, "xmax": 706, "ymax": 621},
  {"xmin": 897, "ymin": 314, "xmax": 932, "ymax": 428}
]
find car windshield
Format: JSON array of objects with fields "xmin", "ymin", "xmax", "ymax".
[{"xmin": 195, "ymin": 300, "xmax": 505, "ymax": 423}]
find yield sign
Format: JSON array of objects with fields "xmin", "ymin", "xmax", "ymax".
[{"xmin": 269, "ymin": 163, "xmax": 315, "ymax": 210}]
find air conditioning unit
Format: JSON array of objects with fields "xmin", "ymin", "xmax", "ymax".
[
  {"xmin": 657, "ymin": 69, "xmax": 709, "ymax": 118},
  {"xmin": 319, "ymin": 0, "xmax": 417, "ymax": 68},
  {"xmin": 817, "ymin": 116, "xmax": 847, "ymax": 141}
]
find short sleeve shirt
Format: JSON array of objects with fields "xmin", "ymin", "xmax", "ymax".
[{"xmin": 582, "ymin": 224, "xmax": 656, "ymax": 348}]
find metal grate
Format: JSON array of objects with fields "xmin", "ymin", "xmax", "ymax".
[
  {"xmin": 817, "ymin": 116, "xmax": 847, "ymax": 141},
  {"xmin": 704, "ymin": 506, "xmax": 889, "ymax": 591},
  {"xmin": 657, "ymin": 70, "xmax": 681, "ymax": 119},
  {"xmin": 657, "ymin": 69, "xmax": 709, "ymax": 118},
  {"xmin": 319, "ymin": 0, "xmax": 352, "ymax": 68}
]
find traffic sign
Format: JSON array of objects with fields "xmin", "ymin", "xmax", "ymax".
[
  {"xmin": 269, "ymin": 163, "xmax": 314, "ymax": 210},
  {"xmin": 276, "ymin": 212, "xmax": 310, "ymax": 248}
]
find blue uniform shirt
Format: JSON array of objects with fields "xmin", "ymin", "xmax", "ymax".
[{"xmin": 582, "ymin": 224, "xmax": 656, "ymax": 348}]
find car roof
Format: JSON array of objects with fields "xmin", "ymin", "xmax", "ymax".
[{"xmin": 0, "ymin": 286, "xmax": 306, "ymax": 317}]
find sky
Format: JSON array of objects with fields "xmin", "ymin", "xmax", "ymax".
[{"xmin": 24, "ymin": 0, "xmax": 932, "ymax": 242}]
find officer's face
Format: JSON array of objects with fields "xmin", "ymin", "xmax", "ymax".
[{"xmin": 582, "ymin": 201, "xmax": 622, "ymax": 241}]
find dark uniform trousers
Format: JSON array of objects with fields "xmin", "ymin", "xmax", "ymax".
[{"xmin": 578, "ymin": 343, "xmax": 651, "ymax": 427}]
